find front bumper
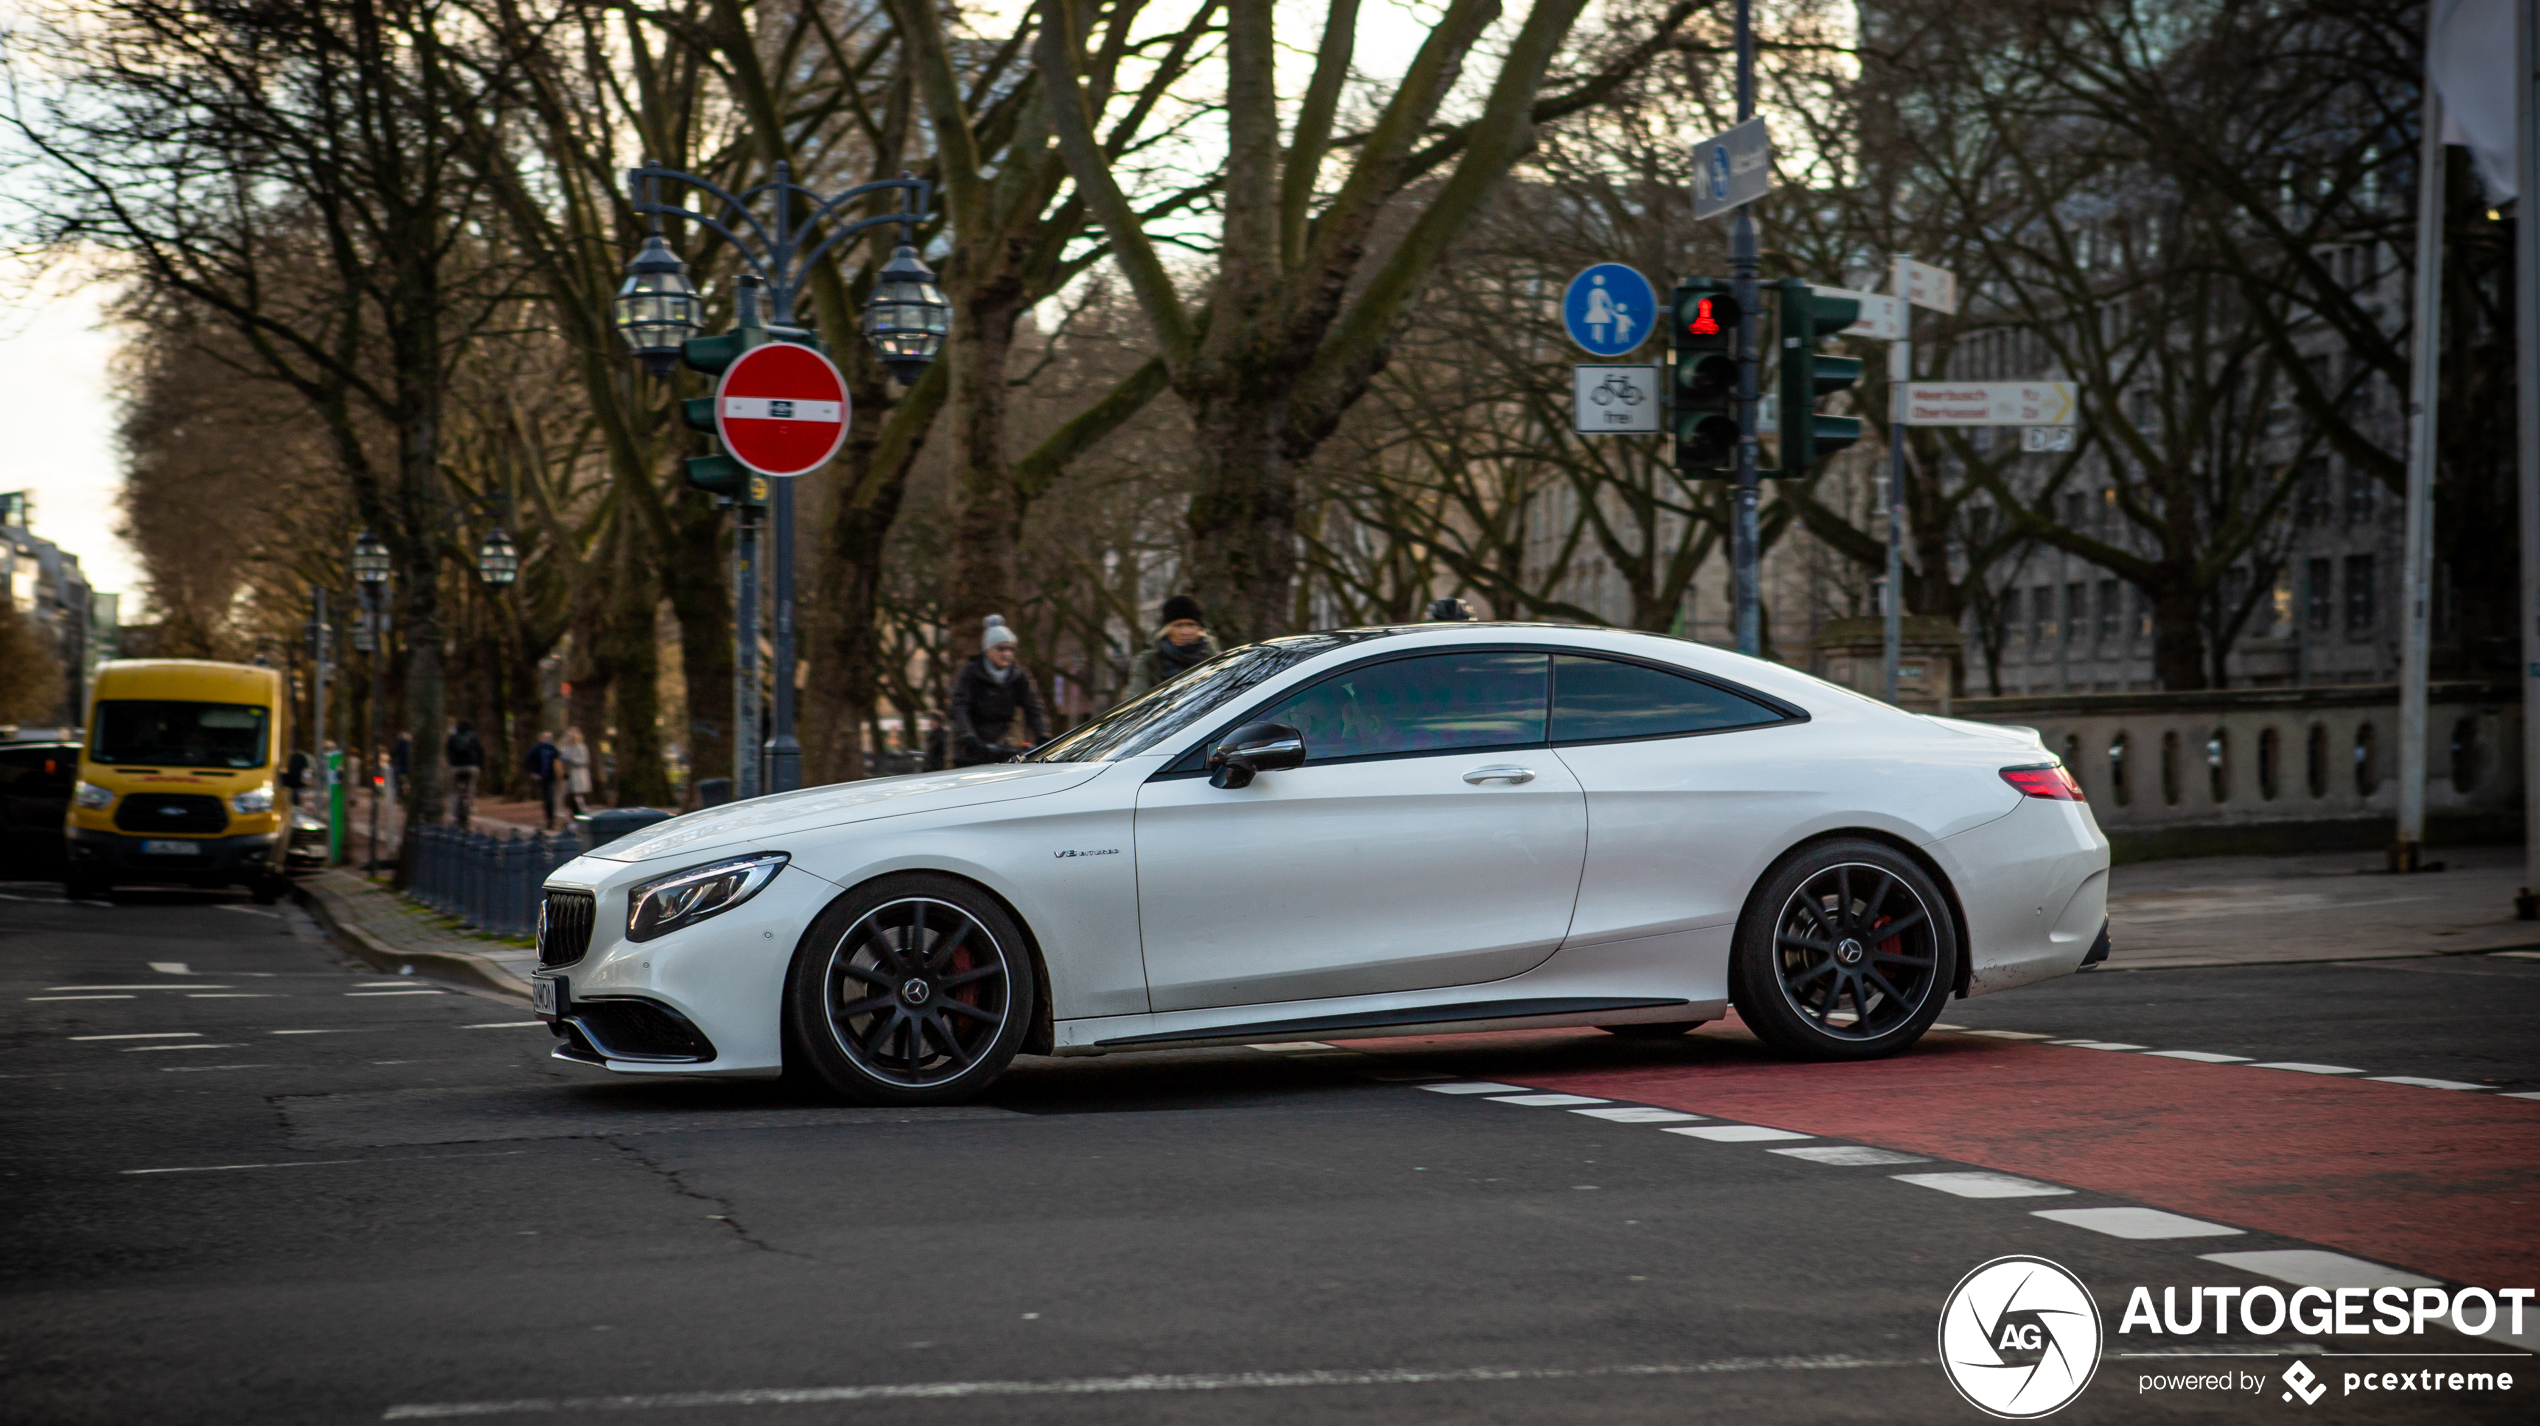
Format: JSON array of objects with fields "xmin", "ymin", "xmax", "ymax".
[
  {"xmin": 529, "ymin": 858, "xmax": 837, "ymax": 1078},
  {"xmin": 68, "ymin": 827, "xmax": 279, "ymax": 882}
]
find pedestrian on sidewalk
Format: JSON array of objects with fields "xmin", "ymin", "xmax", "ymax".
[
  {"xmin": 1122, "ymin": 595, "xmax": 1217, "ymax": 702},
  {"xmin": 523, "ymin": 730, "xmax": 562, "ymax": 830},
  {"xmin": 445, "ymin": 720, "xmax": 485, "ymax": 826},
  {"xmin": 949, "ymin": 615, "xmax": 1049, "ymax": 766},
  {"xmin": 560, "ymin": 728, "xmax": 593, "ymax": 816}
]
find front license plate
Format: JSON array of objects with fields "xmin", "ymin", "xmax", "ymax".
[
  {"xmin": 531, "ymin": 977, "xmax": 560, "ymax": 1018},
  {"xmin": 140, "ymin": 840, "xmax": 201, "ymax": 856}
]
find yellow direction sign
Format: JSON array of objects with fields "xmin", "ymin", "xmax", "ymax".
[{"xmin": 1897, "ymin": 381, "xmax": 2077, "ymax": 427}]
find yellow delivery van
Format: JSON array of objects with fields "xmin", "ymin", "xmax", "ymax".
[{"xmin": 64, "ymin": 659, "xmax": 299, "ymax": 902}]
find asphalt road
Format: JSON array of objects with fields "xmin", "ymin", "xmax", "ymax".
[{"xmin": 3, "ymin": 882, "xmax": 2535, "ymax": 1425}]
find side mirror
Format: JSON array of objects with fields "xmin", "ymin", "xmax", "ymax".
[
  {"xmin": 1205, "ymin": 723, "xmax": 1306, "ymax": 789},
  {"xmin": 283, "ymin": 751, "xmax": 312, "ymax": 791}
]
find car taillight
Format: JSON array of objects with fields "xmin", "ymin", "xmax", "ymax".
[{"xmin": 2001, "ymin": 764, "xmax": 2085, "ymax": 801}]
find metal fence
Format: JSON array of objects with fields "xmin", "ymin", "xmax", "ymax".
[{"xmin": 406, "ymin": 824, "xmax": 585, "ymax": 938}]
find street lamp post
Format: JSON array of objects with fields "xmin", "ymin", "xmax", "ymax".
[
  {"xmin": 351, "ymin": 531, "xmax": 391, "ymax": 873},
  {"xmin": 612, "ymin": 159, "xmax": 945, "ymax": 795}
]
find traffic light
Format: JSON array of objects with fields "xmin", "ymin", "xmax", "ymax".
[
  {"xmin": 1776, "ymin": 280, "xmax": 1863, "ymax": 479},
  {"xmin": 670, "ymin": 326, "xmax": 812, "ymax": 506},
  {"xmin": 1671, "ymin": 280, "xmax": 1741, "ymax": 474}
]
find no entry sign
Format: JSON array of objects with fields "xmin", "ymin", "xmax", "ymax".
[{"xmin": 714, "ymin": 342, "xmax": 850, "ymax": 478}]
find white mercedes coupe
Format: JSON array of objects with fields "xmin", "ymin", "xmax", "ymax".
[{"xmin": 530, "ymin": 623, "xmax": 2109, "ymax": 1103}]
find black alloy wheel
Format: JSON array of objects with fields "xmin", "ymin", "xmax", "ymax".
[
  {"xmin": 1732, "ymin": 840, "xmax": 1958, "ymax": 1061},
  {"xmin": 786, "ymin": 874, "xmax": 1034, "ymax": 1105}
]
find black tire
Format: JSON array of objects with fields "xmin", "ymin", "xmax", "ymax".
[
  {"xmin": 250, "ymin": 874, "xmax": 287, "ymax": 906},
  {"xmin": 783, "ymin": 873, "xmax": 1036, "ymax": 1105},
  {"xmin": 1731, "ymin": 839, "xmax": 1958, "ymax": 1061},
  {"xmin": 64, "ymin": 873, "xmax": 108, "ymax": 902},
  {"xmin": 1599, "ymin": 1021, "xmax": 1709, "ymax": 1039}
]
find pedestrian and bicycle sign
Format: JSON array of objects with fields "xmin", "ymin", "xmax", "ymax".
[
  {"xmin": 1562, "ymin": 264, "xmax": 1656, "ymax": 357},
  {"xmin": 714, "ymin": 342, "xmax": 851, "ymax": 478},
  {"xmin": 1572, "ymin": 365, "xmax": 1660, "ymax": 433},
  {"xmin": 1692, "ymin": 117, "xmax": 1772, "ymax": 220}
]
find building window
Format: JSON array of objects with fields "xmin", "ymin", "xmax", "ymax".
[
  {"xmin": 2064, "ymin": 583, "xmax": 2084, "ymax": 646},
  {"xmin": 2344, "ymin": 554, "xmax": 2377, "ymax": 632},
  {"xmin": 2030, "ymin": 585, "xmax": 2052, "ymax": 651},
  {"xmin": 2306, "ymin": 557, "xmax": 2334, "ymax": 630},
  {"xmin": 2098, "ymin": 579, "xmax": 2119, "ymax": 644},
  {"xmin": 2345, "ymin": 470, "xmax": 2377, "ymax": 525},
  {"xmin": 2297, "ymin": 460, "xmax": 2331, "ymax": 525}
]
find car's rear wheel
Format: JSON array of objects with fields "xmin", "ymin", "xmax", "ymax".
[
  {"xmin": 785, "ymin": 874, "xmax": 1035, "ymax": 1105},
  {"xmin": 1732, "ymin": 840, "xmax": 1957, "ymax": 1061}
]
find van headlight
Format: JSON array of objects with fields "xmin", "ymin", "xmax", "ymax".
[
  {"xmin": 626, "ymin": 852, "xmax": 790, "ymax": 943},
  {"xmin": 75, "ymin": 781, "xmax": 115, "ymax": 809},
  {"xmin": 230, "ymin": 784, "xmax": 275, "ymax": 814}
]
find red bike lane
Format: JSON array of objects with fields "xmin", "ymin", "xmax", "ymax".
[{"xmin": 1341, "ymin": 1024, "xmax": 2540, "ymax": 1292}]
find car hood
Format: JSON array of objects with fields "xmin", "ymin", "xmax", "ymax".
[{"xmin": 580, "ymin": 762, "xmax": 1110, "ymax": 864}]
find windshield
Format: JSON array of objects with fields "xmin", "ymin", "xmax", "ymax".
[
  {"xmin": 89, "ymin": 700, "xmax": 270, "ymax": 769},
  {"xmin": 1027, "ymin": 635, "xmax": 1361, "ymax": 763}
]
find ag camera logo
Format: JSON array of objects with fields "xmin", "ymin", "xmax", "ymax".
[{"xmin": 1939, "ymin": 1256, "xmax": 2103, "ymax": 1418}]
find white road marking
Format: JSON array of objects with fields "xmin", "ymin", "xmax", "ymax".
[
  {"xmin": 1487, "ymin": 1094, "xmax": 1608, "ymax": 1108},
  {"xmin": 70, "ymin": 1032, "xmax": 200, "ymax": 1041},
  {"xmin": 1570, "ymin": 1107, "xmax": 1704, "ymax": 1123},
  {"xmin": 125, "ymin": 1044, "xmax": 240, "ymax": 1052},
  {"xmin": 46, "ymin": 985, "xmax": 231, "ymax": 991},
  {"xmin": 2032, "ymin": 1207, "xmax": 2243, "ymax": 1239},
  {"xmin": 270, "ymin": 1029, "xmax": 377, "ymax": 1035},
  {"xmin": 2489, "ymin": 951, "xmax": 2540, "ymax": 961},
  {"xmin": 187, "ymin": 993, "xmax": 272, "ymax": 999},
  {"xmin": 1960, "ymin": 1030, "xmax": 2051, "ymax": 1039},
  {"xmin": 216, "ymin": 906, "xmax": 280, "ymax": 918},
  {"xmin": 1420, "ymin": 1082, "xmax": 1532, "ymax": 1095},
  {"xmin": 1928, "ymin": 1023, "xmax": 1965, "ymax": 1030},
  {"xmin": 1891, "ymin": 1171, "xmax": 2073, "ymax": 1199},
  {"xmin": 376, "ymin": 1354, "xmax": 1935, "ymax": 1419},
  {"xmin": 149, "ymin": 962, "xmax": 192, "ymax": 974},
  {"xmin": 2049, "ymin": 1041, "xmax": 2147, "ymax": 1051},
  {"xmin": 356, "ymin": 981, "xmax": 420, "ymax": 987},
  {"xmin": 2364, "ymin": 1076, "xmax": 2490, "ymax": 1091},
  {"xmin": 1664, "ymin": 1125, "xmax": 1812, "ymax": 1143},
  {"xmin": 29, "ymin": 995, "xmax": 135, "ymax": 1001},
  {"xmin": 0, "ymin": 891, "xmax": 66, "ymax": 902},
  {"xmin": 1769, "ymin": 1146, "xmax": 1929, "ymax": 1166},
  {"xmin": 160, "ymin": 1064, "xmax": 276, "ymax": 1073},
  {"xmin": 347, "ymin": 990, "xmax": 446, "ymax": 997},
  {"xmin": 461, "ymin": 1022, "xmax": 548, "ymax": 1029},
  {"xmin": 2198, "ymin": 1249, "xmax": 2437, "ymax": 1290},
  {"xmin": 2141, "ymin": 1050, "xmax": 2252, "ymax": 1063},
  {"xmin": 2249, "ymin": 1062, "xmax": 2364, "ymax": 1075}
]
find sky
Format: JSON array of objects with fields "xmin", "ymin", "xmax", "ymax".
[{"xmin": 0, "ymin": 255, "xmax": 140, "ymax": 613}]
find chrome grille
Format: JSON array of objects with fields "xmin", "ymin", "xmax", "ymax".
[{"xmin": 537, "ymin": 889, "xmax": 595, "ymax": 967}]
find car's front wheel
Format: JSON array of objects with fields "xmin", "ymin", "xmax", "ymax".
[
  {"xmin": 785, "ymin": 874, "xmax": 1036, "ymax": 1105},
  {"xmin": 1732, "ymin": 840, "xmax": 1958, "ymax": 1061}
]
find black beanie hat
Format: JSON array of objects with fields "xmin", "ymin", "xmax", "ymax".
[{"xmin": 1161, "ymin": 594, "xmax": 1204, "ymax": 626}]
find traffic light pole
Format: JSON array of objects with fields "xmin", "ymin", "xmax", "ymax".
[
  {"xmin": 734, "ymin": 504, "xmax": 761, "ymax": 800},
  {"xmin": 1729, "ymin": 0, "xmax": 1762, "ymax": 658}
]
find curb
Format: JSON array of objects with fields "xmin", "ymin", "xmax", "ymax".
[{"xmin": 293, "ymin": 881, "xmax": 533, "ymax": 1002}]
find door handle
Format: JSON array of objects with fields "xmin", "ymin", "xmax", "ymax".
[{"xmin": 1462, "ymin": 766, "xmax": 1536, "ymax": 785}]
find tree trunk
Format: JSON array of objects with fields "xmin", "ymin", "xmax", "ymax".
[
  {"xmin": 603, "ymin": 533, "xmax": 671, "ymax": 807},
  {"xmin": 2149, "ymin": 577, "xmax": 2209, "ymax": 691},
  {"xmin": 1186, "ymin": 394, "xmax": 1300, "ymax": 644},
  {"xmin": 666, "ymin": 492, "xmax": 734, "ymax": 790},
  {"xmin": 946, "ymin": 296, "xmax": 1023, "ymax": 658}
]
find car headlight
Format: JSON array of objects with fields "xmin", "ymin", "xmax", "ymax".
[
  {"xmin": 626, "ymin": 852, "xmax": 790, "ymax": 943},
  {"xmin": 230, "ymin": 784, "xmax": 276, "ymax": 814},
  {"xmin": 74, "ymin": 781, "xmax": 114, "ymax": 810}
]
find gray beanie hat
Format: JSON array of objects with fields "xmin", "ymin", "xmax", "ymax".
[{"xmin": 982, "ymin": 614, "xmax": 1017, "ymax": 650}]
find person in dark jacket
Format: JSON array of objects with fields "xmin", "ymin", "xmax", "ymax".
[
  {"xmin": 445, "ymin": 720, "xmax": 486, "ymax": 826},
  {"xmin": 523, "ymin": 731, "xmax": 562, "ymax": 830},
  {"xmin": 948, "ymin": 615, "xmax": 1049, "ymax": 766},
  {"xmin": 1121, "ymin": 594, "xmax": 1217, "ymax": 702}
]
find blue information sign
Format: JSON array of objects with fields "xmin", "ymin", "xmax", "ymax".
[{"xmin": 1562, "ymin": 263, "xmax": 1656, "ymax": 358}]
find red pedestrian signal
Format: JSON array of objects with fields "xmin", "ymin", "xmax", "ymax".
[{"xmin": 1689, "ymin": 298, "xmax": 1722, "ymax": 337}]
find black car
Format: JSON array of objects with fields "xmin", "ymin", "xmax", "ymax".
[{"xmin": 0, "ymin": 740, "xmax": 78, "ymax": 875}]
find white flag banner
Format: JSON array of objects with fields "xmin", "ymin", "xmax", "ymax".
[{"xmin": 2429, "ymin": 0, "xmax": 2518, "ymax": 201}]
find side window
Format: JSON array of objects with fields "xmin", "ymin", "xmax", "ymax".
[
  {"xmin": 1253, "ymin": 652, "xmax": 1549, "ymax": 763},
  {"xmin": 1550, "ymin": 655, "xmax": 1784, "ymax": 743},
  {"xmin": 0, "ymin": 748, "xmax": 30, "ymax": 794}
]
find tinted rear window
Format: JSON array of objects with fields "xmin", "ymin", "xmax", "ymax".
[{"xmin": 1550, "ymin": 655, "xmax": 1785, "ymax": 743}]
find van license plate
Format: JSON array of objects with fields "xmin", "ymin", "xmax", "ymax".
[
  {"xmin": 140, "ymin": 840, "xmax": 200, "ymax": 856},
  {"xmin": 532, "ymin": 977, "xmax": 560, "ymax": 1018}
]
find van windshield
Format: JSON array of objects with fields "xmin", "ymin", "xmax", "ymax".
[{"xmin": 89, "ymin": 701, "xmax": 270, "ymax": 769}]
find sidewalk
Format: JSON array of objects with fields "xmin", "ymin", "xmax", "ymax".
[
  {"xmin": 2103, "ymin": 842, "xmax": 2539, "ymax": 969},
  {"xmin": 297, "ymin": 867, "xmax": 535, "ymax": 1000}
]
